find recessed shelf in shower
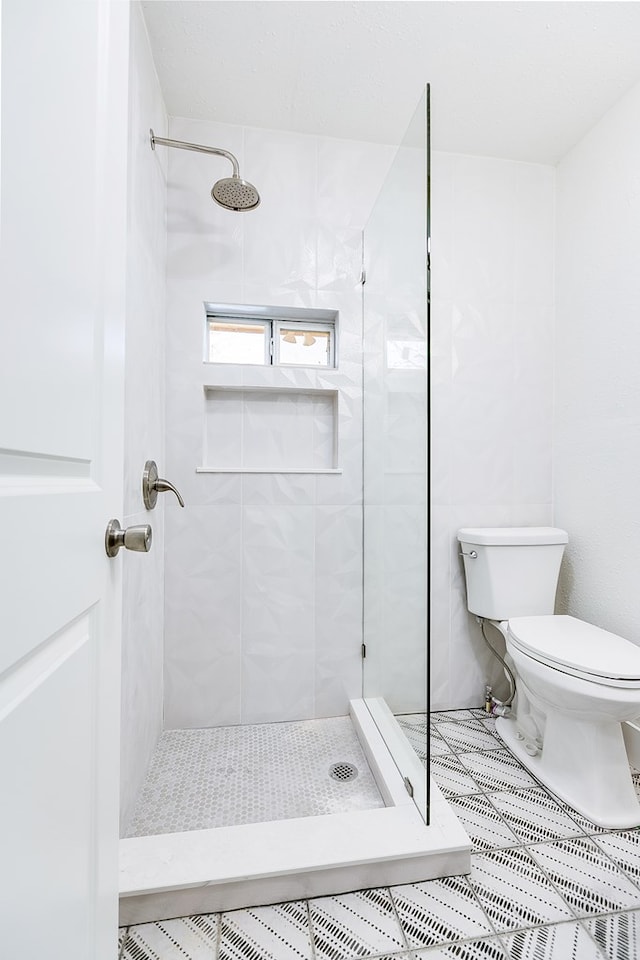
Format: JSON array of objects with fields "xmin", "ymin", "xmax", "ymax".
[{"xmin": 200, "ymin": 384, "xmax": 340, "ymax": 473}]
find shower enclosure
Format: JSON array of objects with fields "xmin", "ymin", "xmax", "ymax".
[
  {"xmin": 119, "ymin": 83, "xmax": 468, "ymax": 924},
  {"xmin": 363, "ymin": 87, "xmax": 430, "ymax": 823}
]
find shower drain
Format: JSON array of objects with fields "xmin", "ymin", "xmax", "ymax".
[{"xmin": 329, "ymin": 761, "xmax": 359, "ymax": 782}]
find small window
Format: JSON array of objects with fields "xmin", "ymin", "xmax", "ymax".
[{"xmin": 205, "ymin": 304, "xmax": 337, "ymax": 368}]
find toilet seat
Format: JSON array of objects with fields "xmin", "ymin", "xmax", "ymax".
[{"xmin": 507, "ymin": 615, "xmax": 640, "ymax": 687}]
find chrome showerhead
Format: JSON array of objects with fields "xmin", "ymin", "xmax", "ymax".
[
  {"xmin": 211, "ymin": 175, "xmax": 261, "ymax": 211},
  {"xmin": 150, "ymin": 129, "xmax": 261, "ymax": 212}
]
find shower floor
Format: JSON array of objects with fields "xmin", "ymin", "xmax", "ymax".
[{"xmin": 124, "ymin": 715, "xmax": 385, "ymax": 838}]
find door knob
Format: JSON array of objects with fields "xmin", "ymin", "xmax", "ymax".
[
  {"xmin": 142, "ymin": 460, "xmax": 185, "ymax": 509},
  {"xmin": 105, "ymin": 519, "xmax": 152, "ymax": 558}
]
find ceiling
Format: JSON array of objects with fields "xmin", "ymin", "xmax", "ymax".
[{"xmin": 141, "ymin": 1, "xmax": 640, "ymax": 164}]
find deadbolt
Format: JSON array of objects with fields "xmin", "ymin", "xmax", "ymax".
[{"xmin": 105, "ymin": 519, "xmax": 152, "ymax": 558}]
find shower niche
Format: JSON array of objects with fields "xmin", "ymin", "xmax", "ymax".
[{"xmin": 199, "ymin": 385, "xmax": 340, "ymax": 474}]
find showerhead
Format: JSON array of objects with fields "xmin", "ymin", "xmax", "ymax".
[
  {"xmin": 149, "ymin": 129, "xmax": 261, "ymax": 212},
  {"xmin": 211, "ymin": 175, "xmax": 261, "ymax": 212}
]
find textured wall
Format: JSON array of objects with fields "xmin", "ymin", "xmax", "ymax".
[
  {"xmin": 124, "ymin": 86, "xmax": 559, "ymax": 738},
  {"xmin": 162, "ymin": 117, "xmax": 395, "ymax": 728},
  {"xmin": 161, "ymin": 125, "xmax": 557, "ymax": 724},
  {"xmin": 363, "ymin": 94, "xmax": 429, "ymax": 714},
  {"xmin": 430, "ymin": 152, "xmax": 556, "ymax": 710},
  {"xmin": 554, "ymin": 80, "xmax": 640, "ymax": 643},
  {"xmin": 120, "ymin": 2, "xmax": 168, "ymax": 831}
]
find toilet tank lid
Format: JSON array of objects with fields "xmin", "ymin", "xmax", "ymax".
[{"xmin": 456, "ymin": 526, "xmax": 568, "ymax": 546}]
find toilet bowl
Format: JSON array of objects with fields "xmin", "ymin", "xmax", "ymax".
[
  {"xmin": 496, "ymin": 615, "xmax": 640, "ymax": 829},
  {"xmin": 457, "ymin": 527, "xmax": 640, "ymax": 829}
]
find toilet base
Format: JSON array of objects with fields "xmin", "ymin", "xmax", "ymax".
[{"xmin": 496, "ymin": 714, "xmax": 640, "ymax": 830}]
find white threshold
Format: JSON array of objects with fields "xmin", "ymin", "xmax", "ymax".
[{"xmin": 119, "ymin": 698, "xmax": 470, "ymax": 925}]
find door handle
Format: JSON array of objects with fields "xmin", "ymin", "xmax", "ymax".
[
  {"xmin": 142, "ymin": 460, "xmax": 185, "ymax": 509},
  {"xmin": 105, "ymin": 519, "xmax": 152, "ymax": 558}
]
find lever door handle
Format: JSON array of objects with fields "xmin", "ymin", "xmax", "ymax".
[{"xmin": 142, "ymin": 460, "xmax": 185, "ymax": 509}]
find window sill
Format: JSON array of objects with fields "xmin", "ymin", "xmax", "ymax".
[{"xmin": 195, "ymin": 467, "xmax": 343, "ymax": 475}]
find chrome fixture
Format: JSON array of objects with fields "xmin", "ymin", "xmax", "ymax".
[
  {"xmin": 105, "ymin": 519, "xmax": 152, "ymax": 558},
  {"xmin": 477, "ymin": 617, "xmax": 516, "ymax": 709},
  {"xmin": 329, "ymin": 761, "xmax": 358, "ymax": 783},
  {"xmin": 149, "ymin": 129, "xmax": 260, "ymax": 211},
  {"xmin": 142, "ymin": 460, "xmax": 185, "ymax": 510}
]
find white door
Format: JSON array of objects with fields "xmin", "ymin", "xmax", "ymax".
[{"xmin": 0, "ymin": 1, "xmax": 130, "ymax": 957}]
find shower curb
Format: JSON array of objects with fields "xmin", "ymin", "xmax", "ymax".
[{"xmin": 119, "ymin": 700, "xmax": 470, "ymax": 924}]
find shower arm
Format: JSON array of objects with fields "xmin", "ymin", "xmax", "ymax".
[{"xmin": 149, "ymin": 129, "xmax": 240, "ymax": 178}]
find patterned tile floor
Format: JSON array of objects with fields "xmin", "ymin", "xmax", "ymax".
[{"xmin": 119, "ymin": 709, "xmax": 640, "ymax": 959}]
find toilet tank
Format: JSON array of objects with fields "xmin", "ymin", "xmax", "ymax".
[{"xmin": 457, "ymin": 527, "xmax": 568, "ymax": 620}]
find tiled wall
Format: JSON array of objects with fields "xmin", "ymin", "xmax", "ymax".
[
  {"xmin": 162, "ymin": 117, "xmax": 395, "ymax": 728},
  {"xmin": 555, "ymin": 79, "xmax": 640, "ymax": 644},
  {"xmin": 363, "ymin": 93, "xmax": 429, "ymax": 714},
  {"xmin": 119, "ymin": 55, "xmax": 640, "ymax": 770},
  {"xmin": 160, "ymin": 119, "xmax": 557, "ymax": 726},
  {"xmin": 430, "ymin": 152, "xmax": 556, "ymax": 710},
  {"xmin": 121, "ymin": 74, "xmax": 558, "ymax": 740},
  {"xmin": 120, "ymin": 2, "xmax": 168, "ymax": 831}
]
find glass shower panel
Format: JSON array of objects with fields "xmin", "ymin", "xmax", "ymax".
[{"xmin": 362, "ymin": 87, "xmax": 430, "ymax": 822}]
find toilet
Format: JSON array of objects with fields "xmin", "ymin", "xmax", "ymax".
[{"xmin": 457, "ymin": 526, "xmax": 640, "ymax": 829}]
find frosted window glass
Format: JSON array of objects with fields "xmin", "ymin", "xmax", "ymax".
[
  {"xmin": 208, "ymin": 321, "xmax": 267, "ymax": 364},
  {"xmin": 277, "ymin": 326, "xmax": 332, "ymax": 366}
]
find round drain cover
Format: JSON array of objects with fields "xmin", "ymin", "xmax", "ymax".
[{"xmin": 329, "ymin": 761, "xmax": 358, "ymax": 782}]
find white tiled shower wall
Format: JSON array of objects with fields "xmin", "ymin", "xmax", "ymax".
[
  {"xmin": 160, "ymin": 110, "xmax": 557, "ymax": 725},
  {"xmin": 555, "ymin": 78, "xmax": 640, "ymax": 646},
  {"xmin": 363, "ymin": 104, "xmax": 429, "ymax": 715},
  {"xmin": 162, "ymin": 117, "xmax": 396, "ymax": 728},
  {"xmin": 120, "ymin": 3, "xmax": 168, "ymax": 830}
]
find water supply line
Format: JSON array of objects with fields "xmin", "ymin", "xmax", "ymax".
[{"xmin": 477, "ymin": 617, "xmax": 516, "ymax": 714}]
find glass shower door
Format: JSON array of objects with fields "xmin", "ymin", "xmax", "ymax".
[{"xmin": 362, "ymin": 86, "xmax": 430, "ymax": 822}]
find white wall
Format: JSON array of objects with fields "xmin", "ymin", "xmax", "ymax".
[
  {"xmin": 430, "ymin": 151, "xmax": 556, "ymax": 709},
  {"xmin": 117, "ymin": 50, "xmax": 640, "ymax": 765},
  {"xmin": 554, "ymin": 80, "xmax": 640, "ymax": 642},
  {"xmin": 121, "ymin": 67, "xmax": 558, "ymax": 739},
  {"xmin": 162, "ymin": 117, "xmax": 395, "ymax": 728},
  {"xmin": 363, "ymin": 95, "xmax": 429, "ymax": 714},
  {"xmin": 120, "ymin": 3, "xmax": 168, "ymax": 831},
  {"xmin": 160, "ymin": 120, "xmax": 557, "ymax": 724}
]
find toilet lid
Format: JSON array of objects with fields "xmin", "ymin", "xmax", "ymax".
[{"xmin": 507, "ymin": 615, "xmax": 640, "ymax": 681}]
